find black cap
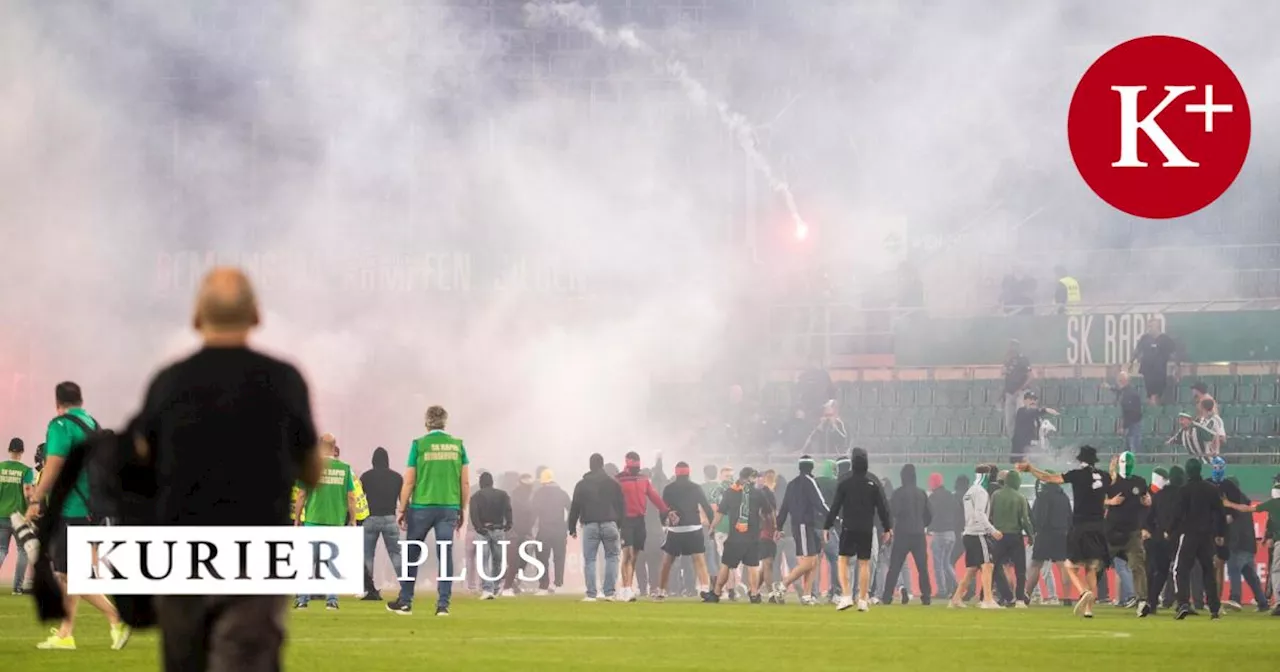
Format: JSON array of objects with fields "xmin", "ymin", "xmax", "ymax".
[
  {"xmin": 7, "ymin": 438, "xmax": 22, "ymax": 453},
  {"xmin": 1076, "ymin": 445, "xmax": 1099, "ymax": 465},
  {"xmin": 1023, "ymin": 390, "xmax": 1037, "ymax": 400}
]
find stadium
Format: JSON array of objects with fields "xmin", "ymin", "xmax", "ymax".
[{"xmin": 2, "ymin": 1, "xmax": 1280, "ymax": 670}]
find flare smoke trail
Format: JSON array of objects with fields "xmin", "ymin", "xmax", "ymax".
[{"xmin": 527, "ymin": 1, "xmax": 809, "ymax": 238}]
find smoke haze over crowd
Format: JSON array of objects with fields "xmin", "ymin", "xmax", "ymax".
[{"xmin": 2, "ymin": 1, "xmax": 1278, "ymax": 471}]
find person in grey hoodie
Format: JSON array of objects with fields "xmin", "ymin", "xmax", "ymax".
[
  {"xmin": 880, "ymin": 464, "xmax": 933, "ymax": 605},
  {"xmin": 951, "ymin": 464, "xmax": 1003, "ymax": 609}
]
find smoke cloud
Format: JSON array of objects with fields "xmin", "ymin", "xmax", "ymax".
[{"xmin": 1, "ymin": 1, "xmax": 1277, "ymax": 474}]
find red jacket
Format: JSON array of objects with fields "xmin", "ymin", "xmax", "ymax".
[{"xmin": 616, "ymin": 471, "xmax": 668, "ymax": 518}]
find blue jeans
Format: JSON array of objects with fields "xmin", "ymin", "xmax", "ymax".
[
  {"xmin": 398, "ymin": 506, "xmax": 459, "ymax": 609},
  {"xmin": 0, "ymin": 519, "xmax": 29, "ymax": 591},
  {"xmin": 0, "ymin": 517, "xmax": 28, "ymax": 588},
  {"xmin": 813, "ymin": 530, "xmax": 840, "ymax": 598},
  {"xmin": 1227, "ymin": 549, "xmax": 1268, "ymax": 607},
  {"xmin": 363, "ymin": 515, "xmax": 402, "ymax": 592},
  {"xmin": 1114, "ymin": 557, "xmax": 1135, "ymax": 603},
  {"xmin": 931, "ymin": 532, "xmax": 957, "ymax": 597},
  {"xmin": 296, "ymin": 593, "xmax": 337, "ymax": 605},
  {"xmin": 581, "ymin": 522, "xmax": 620, "ymax": 598},
  {"xmin": 1124, "ymin": 423, "xmax": 1142, "ymax": 453},
  {"xmin": 476, "ymin": 529, "xmax": 507, "ymax": 594}
]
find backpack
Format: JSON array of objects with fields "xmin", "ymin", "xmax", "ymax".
[{"xmin": 54, "ymin": 414, "xmax": 118, "ymax": 523}]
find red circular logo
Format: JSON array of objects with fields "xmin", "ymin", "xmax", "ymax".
[{"xmin": 1068, "ymin": 36, "xmax": 1250, "ymax": 219}]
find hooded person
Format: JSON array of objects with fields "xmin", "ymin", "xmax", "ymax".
[
  {"xmin": 1144, "ymin": 465, "xmax": 1185, "ymax": 612},
  {"xmin": 656, "ymin": 461, "xmax": 715, "ymax": 600},
  {"xmin": 811, "ymin": 459, "xmax": 842, "ymax": 603},
  {"xmin": 824, "ymin": 448, "xmax": 892, "ymax": 612},
  {"xmin": 1103, "ymin": 450, "xmax": 1151, "ymax": 615},
  {"xmin": 500, "ymin": 474, "xmax": 538, "ymax": 595},
  {"xmin": 1018, "ymin": 445, "xmax": 1112, "ymax": 618},
  {"xmin": 359, "ymin": 447, "xmax": 405, "ymax": 601},
  {"xmin": 1170, "ymin": 458, "xmax": 1225, "ymax": 619},
  {"xmin": 568, "ymin": 453, "xmax": 626, "ymax": 601},
  {"xmin": 1212, "ymin": 459, "xmax": 1266, "ymax": 612},
  {"xmin": 615, "ymin": 452, "xmax": 670, "ymax": 602},
  {"xmin": 530, "ymin": 469, "xmax": 572, "ymax": 595},
  {"xmin": 1028, "ymin": 469, "xmax": 1071, "ymax": 605},
  {"xmin": 880, "ymin": 464, "xmax": 933, "ymax": 605},
  {"xmin": 776, "ymin": 455, "xmax": 831, "ymax": 605},
  {"xmin": 836, "ymin": 455, "xmax": 853, "ymax": 481},
  {"xmin": 951, "ymin": 474, "xmax": 971, "ymax": 566},
  {"xmin": 469, "ymin": 471, "xmax": 513, "ymax": 598},
  {"xmin": 872, "ymin": 475, "xmax": 908, "ymax": 604},
  {"xmin": 927, "ymin": 472, "xmax": 962, "ymax": 600},
  {"xmin": 988, "ymin": 469, "xmax": 1033, "ymax": 606},
  {"xmin": 1207, "ymin": 456, "xmax": 1250, "ymax": 606}
]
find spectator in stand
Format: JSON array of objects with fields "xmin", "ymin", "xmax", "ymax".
[
  {"xmin": 1105, "ymin": 371, "xmax": 1144, "ymax": 453},
  {"xmin": 796, "ymin": 355, "xmax": 836, "ymax": 422},
  {"xmin": 802, "ymin": 401, "xmax": 849, "ymax": 456},
  {"xmin": 1002, "ymin": 340, "xmax": 1033, "ymax": 437},
  {"xmin": 1000, "ymin": 268, "xmax": 1037, "ymax": 316},
  {"xmin": 1131, "ymin": 320, "xmax": 1176, "ymax": 406},
  {"xmin": 927, "ymin": 472, "xmax": 962, "ymax": 600},
  {"xmin": 1054, "ymin": 266, "xmax": 1082, "ymax": 315},
  {"xmin": 1196, "ymin": 397, "xmax": 1226, "ymax": 457},
  {"xmin": 1011, "ymin": 391, "xmax": 1059, "ymax": 464},
  {"xmin": 1191, "ymin": 381, "xmax": 1214, "ymax": 410}
]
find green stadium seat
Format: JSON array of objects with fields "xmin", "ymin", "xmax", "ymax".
[
  {"xmin": 1041, "ymin": 384, "xmax": 1062, "ymax": 407},
  {"xmin": 1258, "ymin": 379, "xmax": 1278, "ymax": 404}
]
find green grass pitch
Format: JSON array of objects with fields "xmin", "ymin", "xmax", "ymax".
[{"xmin": 2, "ymin": 593, "xmax": 1278, "ymax": 671}]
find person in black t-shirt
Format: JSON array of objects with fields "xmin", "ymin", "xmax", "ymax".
[
  {"xmin": 134, "ymin": 268, "xmax": 320, "ymax": 671},
  {"xmin": 1130, "ymin": 319, "xmax": 1176, "ymax": 406},
  {"xmin": 705, "ymin": 467, "xmax": 772, "ymax": 604},
  {"xmin": 1018, "ymin": 445, "xmax": 1111, "ymax": 619},
  {"xmin": 1104, "ymin": 451, "xmax": 1151, "ymax": 616},
  {"xmin": 1011, "ymin": 392, "xmax": 1059, "ymax": 464},
  {"xmin": 1002, "ymin": 340, "xmax": 1033, "ymax": 437}
]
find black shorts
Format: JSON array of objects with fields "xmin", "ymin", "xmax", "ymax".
[
  {"xmin": 661, "ymin": 529, "xmax": 705, "ymax": 557},
  {"xmin": 1144, "ymin": 373, "xmax": 1167, "ymax": 399},
  {"xmin": 721, "ymin": 538, "xmax": 760, "ymax": 569},
  {"xmin": 792, "ymin": 522, "xmax": 824, "ymax": 557},
  {"xmin": 621, "ymin": 516, "xmax": 647, "ymax": 551},
  {"xmin": 758, "ymin": 539, "xmax": 778, "ymax": 560},
  {"xmin": 1066, "ymin": 521, "xmax": 1109, "ymax": 564},
  {"xmin": 838, "ymin": 528, "xmax": 874, "ymax": 560},
  {"xmin": 52, "ymin": 516, "xmax": 93, "ymax": 574},
  {"xmin": 1032, "ymin": 533, "xmax": 1068, "ymax": 562},
  {"xmin": 963, "ymin": 534, "xmax": 993, "ymax": 568}
]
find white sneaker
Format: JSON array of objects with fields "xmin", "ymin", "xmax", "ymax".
[
  {"xmin": 979, "ymin": 601, "xmax": 1002, "ymax": 610},
  {"xmin": 857, "ymin": 599, "xmax": 869, "ymax": 612},
  {"xmin": 869, "ymin": 596, "xmax": 881, "ymax": 606},
  {"xmin": 599, "ymin": 594, "xmax": 615, "ymax": 602},
  {"xmin": 481, "ymin": 592, "xmax": 496, "ymax": 600},
  {"xmin": 799, "ymin": 595, "xmax": 814, "ymax": 606},
  {"xmin": 581, "ymin": 596, "xmax": 597, "ymax": 603},
  {"xmin": 500, "ymin": 589, "xmax": 516, "ymax": 598},
  {"xmin": 1014, "ymin": 601, "xmax": 1029, "ymax": 609},
  {"xmin": 1223, "ymin": 600, "xmax": 1243, "ymax": 612},
  {"xmin": 1074, "ymin": 591, "xmax": 1093, "ymax": 617},
  {"xmin": 836, "ymin": 597, "xmax": 854, "ymax": 611},
  {"xmin": 949, "ymin": 601, "xmax": 966, "ymax": 609},
  {"xmin": 536, "ymin": 589, "xmax": 550, "ymax": 596}
]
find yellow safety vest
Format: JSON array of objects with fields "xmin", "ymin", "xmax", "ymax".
[
  {"xmin": 353, "ymin": 478, "xmax": 369, "ymax": 523},
  {"xmin": 1058, "ymin": 276, "xmax": 1081, "ymax": 314}
]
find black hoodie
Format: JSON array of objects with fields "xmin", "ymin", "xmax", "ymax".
[
  {"xmin": 1170, "ymin": 462, "xmax": 1226, "ymax": 538},
  {"xmin": 824, "ymin": 451, "xmax": 891, "ymax": 534},
  {"xmin": 568, "ymin": 468, "xmax": 625, "ymax": 530},
  {"xmin": 1031, "ymin": 481, "xmax": 1071, "ymax": 536},
  {"xmin": 360, "ymin": 447, "xmax": 403, "ymax": 517},
  {"xmin": 510, "ymin": 481, "xmax": 536, "ymax": 535},
  {"xmin": 889, "ymin": 464, "xmax": 931, "ymax": 536},
  {"xmin": 531, "ymin": 481, "xmax": 572, "ymax": 538},
  {"xmin": 662, "ymin": 475, "xmax": 714, "ymax": 528},
  {"xmin": 927, "ymin": 484, "xmax": 962, "ymax": 535},
  {"xmin": 469, "ymin": 473, "xmax": 512, "ymax": 532}
]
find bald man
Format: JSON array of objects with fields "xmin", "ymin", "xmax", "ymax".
[{"xmin": 133, "ymin": 267, "xmax": 320, "ymax": 671}]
